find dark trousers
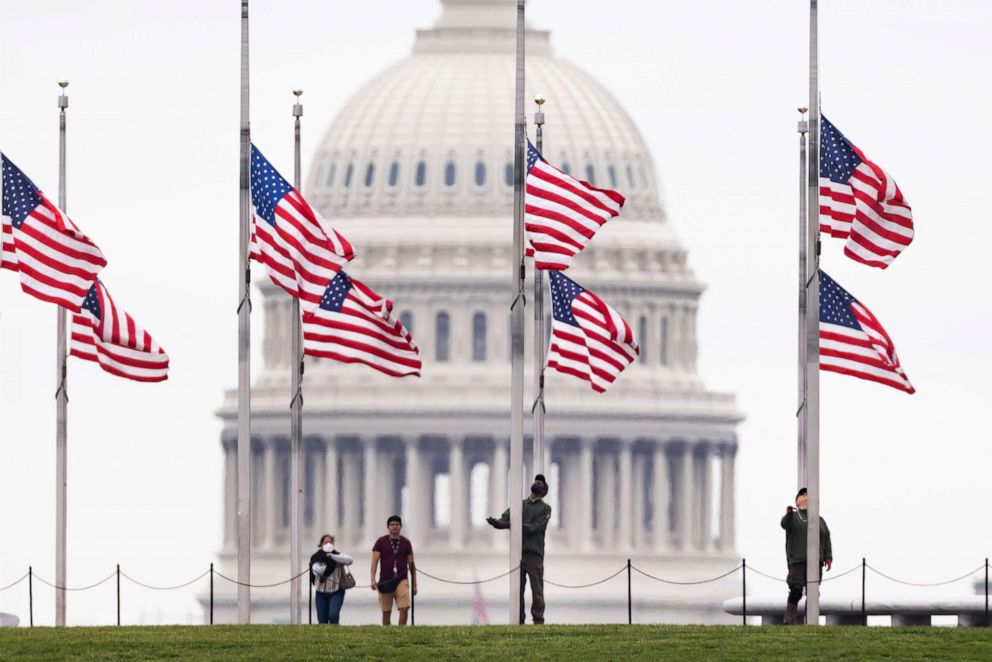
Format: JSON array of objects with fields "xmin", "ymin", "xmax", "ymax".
[
  {"xmin": 786, "ymin": 562, "xmax": 822, "ymax": 605},
  {"xmin": 315, "ymin": 589, "xmax": 345, "ymax": 624},
  {"xmin": 519, "ymin": 552, "xmax": 545, "ymax": 624}
]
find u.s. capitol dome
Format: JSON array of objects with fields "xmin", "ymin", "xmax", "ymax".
[{"xmin": 215, "ymin": 0, "xmax": 743, "ymax": 624}]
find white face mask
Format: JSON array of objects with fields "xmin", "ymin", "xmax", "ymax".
[{"xmin": 322, "ymin": 543, "xmax": 333, "ymax": 553}]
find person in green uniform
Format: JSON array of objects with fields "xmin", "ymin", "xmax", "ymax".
[
  {"xmin": 781, "ymin": 487, "xmax": 833, "ymax": 624},
  {"xmin": 487, "ymin": 474, "xmax": 552, "ymax": 624}
]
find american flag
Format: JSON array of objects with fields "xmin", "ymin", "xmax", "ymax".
[
  {"xmin": 546, "ymin": 271, "xmax": 638, "ymax": 393},
  {"xmin": 471, "ymin": 583, "xmax": 490, "ymax": 625},
  {"xmin": 1, "ymin": 153, "xmax": 107, "ymax": 311},
  {"xmin": 819, "ymin": 116, "xmax": 914, "ymax": 269},
  {"xmin": 303, "ymin": 271, "xmax": 421, "ymax": 378},
  {"xmin": 250, "ymin": 144, "xmax": 354, "ymax": 310},
  {"xmin": 70, "ymin": 280, "xmax": 170, "ymax": 382},
  {"xmin": 819, "ymin": 270, "xmax": 913, "ymax": 394},
  {"xmin": 525, "ymin": 141, "xmax": 625, "ymax": 271}
]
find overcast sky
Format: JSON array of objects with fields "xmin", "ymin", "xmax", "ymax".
[{"xmin": 2, "ymin": 0, "xmax": 991, "ymax": 625}]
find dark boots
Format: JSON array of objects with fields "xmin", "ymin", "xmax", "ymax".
[{"xmin": 783, "ymin": 602, "xmax": 798, "ymax": 625}]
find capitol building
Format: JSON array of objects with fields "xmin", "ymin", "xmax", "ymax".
[{"xmin": 213, "ymin": 0, "xmax": 742, "ymax": 624}]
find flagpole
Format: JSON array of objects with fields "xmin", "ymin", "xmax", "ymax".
[
  {"xmin": 289, "ymin": 89, "xmax": 304, "ymax": 625},
  {"xmin": 531, "ymin": 94, "xmax": 546, "ymax": 477},
  {"xmin": 509, "ymin": 0, "xmax": 526, "ymax": 625},
  {"xmin": 797, "ymin": 106, "xmax": 808, "ymax": 489},
  {"xmin": 237, "ymin": 0, "xmax": 253, "ymax": 625},
  {"xmin": 55, "ymin": 79, "xmax": 69, "ymax": 628},
  {"xmin": 805, "ymin": 0, "xmax": 822, "ymax": 626}
]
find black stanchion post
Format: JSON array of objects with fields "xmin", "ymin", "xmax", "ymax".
[
  {"xmin": 861, "ymin": 557, "xmax": 866, "ymax": 626},
  {"xmin": 741, "ymin": 558, "xmax": 747, "ymax": 627},
  {"xmin": 627, "ymin": 559, "xmax": 632, "ymax": 625},
  {"xmin": 210, "ymin": 563, "xmax": 215, "ymax": 625},
  {"xmin": 411, "ymin": 587, "xmax": 415, "ymax": 626},
  {"xmin": 985, "ymin": 557, "xmax": 989, "ymax": 627},
  {"xmin": 28, "ymin": 566, "xmax": 34, "ymax": 627},
  {"xmin": 308, "ymin": 574, "xmax": 312, "ymax": 625},
  {"xmin": 116, "ymin": 564, "xmax": 121, "ymax": 626}
]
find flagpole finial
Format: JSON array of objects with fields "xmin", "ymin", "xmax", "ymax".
[
  {"xmin": 798, "ymin": 106, "xmax": 808, "ymax": 115},
  {"xmin": 293, "ymin": 89, "xmax": 303, "ymax": 118},
  {"xmin": 58, "ymin": 80, "xmax": 69, "ymax": 90}
]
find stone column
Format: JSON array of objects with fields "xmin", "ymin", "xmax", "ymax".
[
  {"xmin": 405, "ymin": 437, "xmax": 433, "ymax": 541},
  {"xmin": 341, "ymin": 447, "xmax": 362, "ymax": 547},
  {"xmin": 618, "ymin": 442, "xmax": 633, "ymax": 552},
  {"xmin": 652, "ymin": 442, "xmax": 670, "ymax": 553},
  {"xmin": 719, "ymin": 443, "xmax": 737, "ymax": 552},
  {"xmin": 578, "ymin": 438, "xmax": 595, "ymax": 552},
  {"xmin": 695, "ymin": 442, "xmax": 713, "ymax": 552},
  {"xmin": 596, "ymin": 444, "xmax": 616, "ymax": 549},
  {"xmin": 671, "ymin": 442, "xmax": 692, "ymax": 552},
  {"xmin": 449, "ymin": 438, "xmax": 468, "ymax": 549},
  {"xmin": 632, "ymin": 449, "xmax": 647, "ymax": 550},
  {"xmin": 266, "ymin": 439, "xmax": 282, "ymax": 549},
  {"xmin": 363, "ymin": 439, "xmax": 379, "ymax": 546},
  {"xmin": 323, "ymin": 439, "xmax": 339, "ymax": 532},
  {"xmin": 223, "ymin": 440, "xmax": 236, "ymax": 548},
  {"xmin": 489, "ymin": 438, "xmax": 508, "ymax": 548}
]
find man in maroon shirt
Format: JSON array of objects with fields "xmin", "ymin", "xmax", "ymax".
[{"xmin": 370, "ymin": 514, "xmax": 417, "ymax": 625}]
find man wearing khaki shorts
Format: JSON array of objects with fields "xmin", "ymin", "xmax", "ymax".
[{"xmin": 370, "ymin": 515, "xmax": 417, "ymax": 625}]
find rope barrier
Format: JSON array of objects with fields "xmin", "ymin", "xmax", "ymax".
[
  {"xmin": 0, "ymin": 571, "xmax": 29, "ymax": 592},
  {"xmin": 417, "ymin": 566, "xmax": 520, "ymax": 585},
  {"xmin": 120, "ymin": 569, "xmax": 211, "ymax": 591},
  {"xmin": 866, "ymin": 563, "xmax": 984, "ymax": 588},
  {"xmin": 214, "ymin": 568, "xmax": 310, "ymax": 588},
  {"xmin": 545, "ymin": 565, "xmax": 627, "ymax": 589},
  {"xmin": 33, "ymin": 571, "xmax": 116, "ymax": 592},
  {"xmin": 632, "ymin": 563, "xmax": 742, "ymax": 586},
  {"xmin": 745, "ymin": 563, "xmax": 860, "ymax": 585}
]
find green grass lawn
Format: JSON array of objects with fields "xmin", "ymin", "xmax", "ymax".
[{"xmin": 2, "ymin": 624, "xmax": 991, "ymax": 661}]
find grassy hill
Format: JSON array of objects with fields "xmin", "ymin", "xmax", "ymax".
[{"xmin": 2, "ymin": 624, "xmax": 992, "ymax": 661}]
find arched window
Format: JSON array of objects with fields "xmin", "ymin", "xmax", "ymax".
[
  {"xmin": 660, "ymin": 317, "xmax": 669, "ymax": 366},
  {"xmin": 626, "ymin": 165, "xmax": 635, "ymax": 189},
  {"xmin": 474, "ymin": 162, "xmax": 487, "ymax": 186},
  {"xmin": 415, "ymin": 161, "xmax": 427, "ymax": 187},
  {"xmin": 608, "ymin": 165, "xmax": 618, "ymax": 188},
  {"xmin": 325, "ymin": 163, "xmax": 336, "ymax": 187},
  {"xmin": 472, "ymin": 312, "xmax": 487, "ymax": 361},
  {"xmin": 435, "ymin": 311, "xmax": 450, "ymax": 362},
  {"xmin": 399, "ymin": 310, "xmax": 414, "ymax": 334},
  {"xmin": 638, "ymin": 316, "xmax": 648, "ymax": 363},
  {"xmin": 444, "ymin": 161, "xmax": 456, "ymax": 187},
  {"xmin": 364, "ymin": 162, "xmax": 376, "ymax": 187},
  {"xmin": 585, "ymin": 165, "xmax": 596, "ymax": 185},
  {"xmin": 504, "ymin": 162, "xmax": 513, "ymax": 186},
  {"xmin": 388, "ymin": 162, "xmax": 400, "ymax": 187},
  {"xmin": 561, "ymin": 162, "xmax": 572, "ymax": 176},
  {"xmin": 343, "ymin": 163, "xmax": 354, "ymax": 188}
]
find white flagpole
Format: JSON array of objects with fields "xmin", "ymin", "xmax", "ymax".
[
  {"xmin": 531, "ymin": 95, "xmax": 546, "ymax": 477},
  {"xmin": 237, "ymin": 0, "xmax": 253, "ymax": 625},
  {"xmin": 289, "ymin": 89, "xmax": 304, "ymax": 625},
  {"xmin": 509, "ymin": 0, "xmax": 526, "ymax": 625},
  {"xmin": 55, "ymin": 79, "xmax": 69, "ymax": 628},
  {"xmin": 797, "ymin": 106, "xmax": 808, "ymax": 489},
  {"xmin": 805, "ymin": 0, "xmax": 822, "ymax": 626}
]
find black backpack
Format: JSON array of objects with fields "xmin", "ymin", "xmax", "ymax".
[{"xmin": 309, "ymin": 550, "xmax": 337, "ymax": 586}]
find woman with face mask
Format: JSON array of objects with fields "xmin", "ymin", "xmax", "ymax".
[{"xmin": 310, "ymin": 533, "xmax": 354, "ymax": 624}]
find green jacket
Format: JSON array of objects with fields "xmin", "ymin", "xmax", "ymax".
[
  {"xmin": 493, "ymin": 498, "xmax": 552, "ymax": 557},
  {"xmin": 781, "ymin": 509, "xmax": 832, "ymax": 566}
]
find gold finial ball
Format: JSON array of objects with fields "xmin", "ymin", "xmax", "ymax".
[
  {"xmin": 798, "ymin": 106, "xmax": 808, "ymax": 114},
  {"xmin": 293, "ymin": 89, "xmax": 303, "ymax": 98},
  {"xmin": 58, "ymin": 80, "xmax": 69, "ymax": 89},
  {"xmin": 534, "ymin": 95, "xmax": 546, "ymax": 106}
]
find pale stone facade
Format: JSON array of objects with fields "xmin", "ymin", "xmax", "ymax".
[{"xmin": 213, "ymin": 0, "xmax": 742, "ymax": 624}]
